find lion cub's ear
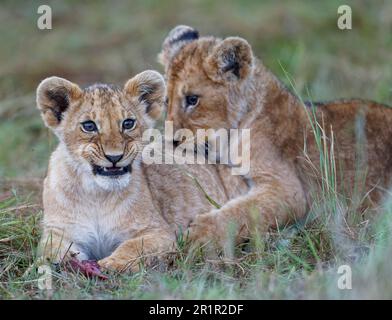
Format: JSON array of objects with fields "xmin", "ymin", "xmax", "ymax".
[
  {"xmin": 158, "ymin": 25, "xmax": 199, "ymax": 68},
  {"xmin": 205, "ymin": 37, "xmax": 253, "ymax": 82},
  {"xmin": 36, "ymin": 77, "xmax": 82, "ymax": 130},
  {"xmin": 124, "ymin": 70, "xmax": 166, "ymax": 122}
]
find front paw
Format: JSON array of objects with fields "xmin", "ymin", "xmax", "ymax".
[
  {"xmin": 188, "ymin": 212, "xmax": 220, "ymax": 248},
  {"xmin": 98, "ymin": 255, "xmax": 140, "ymax": 273}
]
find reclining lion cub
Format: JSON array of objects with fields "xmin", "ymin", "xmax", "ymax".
[
  {"xmin": 36, "ymin": 70, "xmax": 234, "ymax": 272},
  {"xmin": 159, "ymin": 25, "xmax": 392, "ymax": 249}
]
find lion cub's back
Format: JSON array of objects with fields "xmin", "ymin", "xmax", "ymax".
[{"xmin": 302, "ymin": 99, "xmax": 392, "ymax": 203}]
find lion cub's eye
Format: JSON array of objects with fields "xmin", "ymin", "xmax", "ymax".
[
  {"xmin": 81, "ymin": 120, "xmax": 98, "ymax": 133},
  {"xmin": 185, "ymin": 95, "xmax": 199, "ymax": 108},
  {"xmin": 122, "ymin": 118, "xmax": 136, "ymax": 130}
]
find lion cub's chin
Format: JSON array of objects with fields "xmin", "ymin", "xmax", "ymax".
[
  {"xmin": 74, "ymin": 160, "xmax": 133, "ymax": 192},
  {"xmin": 94, "ymin": 173, "xmax": 132, "ymax": 191}
]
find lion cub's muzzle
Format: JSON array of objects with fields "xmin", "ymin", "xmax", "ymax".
[
  {"xmin": 92, "ymin": 164, "xmax": 132, "ymax": 177},
  {"xmin": 92, "ymin": 153, "xmax": 133, "ymax": 177}
]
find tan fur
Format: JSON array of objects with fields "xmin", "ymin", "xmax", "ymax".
[
  {"xmin": 160, "ymin": 26, "xmax": 392, "ymax": 249},
  {"xmin": 36, "ymin": 71, "xmax": 236, "ymax": 272}
]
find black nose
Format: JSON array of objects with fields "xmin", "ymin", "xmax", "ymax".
[{"xmin": 105, "ymin": 154, "xmax": 123, "ymax": 165}]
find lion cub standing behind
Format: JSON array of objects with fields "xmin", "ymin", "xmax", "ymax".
[{"xmin": 36, "ymin": 71, "xmax": 236, "ymax": 272}]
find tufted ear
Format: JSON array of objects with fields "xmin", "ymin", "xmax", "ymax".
[
  {"xmin": 124, "ymin": 70, "xmax": 166, "ymax": 122},
  {"xmin": 205, "ymin": 37, "xmax": 253, "ymax": 82},
  {"xmin": 36, "ymin": 76, "xmax": 82, "ymax": 130},
  {"xmin": 158, "ymin": 25, "xmax": 199, "ymax": 68}
]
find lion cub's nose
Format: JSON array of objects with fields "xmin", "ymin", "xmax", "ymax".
[{"xmin": 105, "ymin": 154, "xmax": 123, "ymax": 165}]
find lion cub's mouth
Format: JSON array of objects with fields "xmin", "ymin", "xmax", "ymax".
[{"xmin": 92, "ymin": 165, "xmax": 131, "ymax": 177}]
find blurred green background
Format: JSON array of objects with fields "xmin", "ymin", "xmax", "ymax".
[
  {"xmin": 1, "ymin": 0, "xmax": 392, "ymax": 300},
  {"xmin": 0, "ymin": 0, "xmax": 391, "ymax": 178}
]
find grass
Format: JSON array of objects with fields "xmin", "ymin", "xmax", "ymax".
[
  {"xmin": 1, "ymin": 189, "xmax": 391, "ymax": 299},
  {"xmin": 1, "ymin": 0, "xmax": 392, "ymax": 299}
]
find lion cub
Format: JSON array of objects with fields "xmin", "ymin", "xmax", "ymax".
[
  {"xmin": 36, "ymin": 71, "xmax": 233, "ymax": 272},
  {"xmin": 159, "ymin": 25, "xmax": 392, "ymax": 249}
]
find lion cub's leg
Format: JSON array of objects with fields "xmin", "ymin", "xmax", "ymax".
[
  {"xmin": 188, "ymin": 184, "xmax": 306, "ymax": 253},
  {"xmin": 38, "ymin": 228, "xmax": 87, "ymax": 264},
  {"xmin": 188, "ymin": 162, "xmax": 307, "ymax": 253},
  {"xmin": 98, "ymin": 230, "xmax": 175, "ymax": 272}
]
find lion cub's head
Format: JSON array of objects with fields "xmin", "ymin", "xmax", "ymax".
[
  {"xmin": 159, "ymin": 25, "xmax": 254, "ymax": 133},
  {"xmin": 37, "ymin": 70, "xmax": 165, "ymax": 191}
]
